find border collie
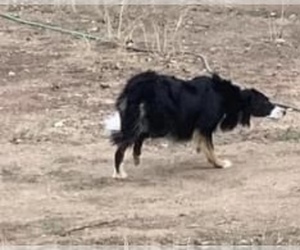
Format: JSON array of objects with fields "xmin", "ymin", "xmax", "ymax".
[{"xmin": 104, "ymin": 71, "xmax": 286, "ymax": 178}]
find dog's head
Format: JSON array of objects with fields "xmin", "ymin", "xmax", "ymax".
[{"xmin": 240, "ymin": 88, "xmax": 286, "ymax": 126}]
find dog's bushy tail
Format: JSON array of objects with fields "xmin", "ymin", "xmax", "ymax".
[
  {"xmin": 103, "ymin": 100, "xmax": 137, "ymax": 146},
  {"xmin": 109, "ymin": 93, "xmax": 142, "ymax": 145},
  {"xmin": 105, "ymin": 72, "xmax": 156, "ymax": 145}
]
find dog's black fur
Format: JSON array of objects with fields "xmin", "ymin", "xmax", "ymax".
[{"xmin": 110, "ymin": 70, "xmax": 281, "ymax": 176}]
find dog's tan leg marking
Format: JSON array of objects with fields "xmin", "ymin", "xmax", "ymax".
[{"xmin": 197, "ymin": 133, "xmax": 232, "ymax": 169}]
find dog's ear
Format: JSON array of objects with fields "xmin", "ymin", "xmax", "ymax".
[{"xmin": 240, "ymin": 89, "xmax": 253, "ymax": 127}]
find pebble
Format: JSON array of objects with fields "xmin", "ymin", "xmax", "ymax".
[
  {"xmin": 239, "ymin": 239, "xmax": 249, "ymax": 245},
  {"xmin": 8, "ymin": 71, "xmax": 16, "ymax": 76},
  {"xmin": 54, "ymin": 121, "xmax": 64, "ymax": 128},
  {"xmin": 289, "ymin": 14, "xmax": 297, "ymax": 20},
  {"xmin": 275, "ymin": 38, "xmax": 286, "ymax": 45},
  {"xmin": 89, "ymin": 27, "xmax": 99, "ymax": 32},
  {"xmin": 209, "ymin": 47, "xmax": 217, "ymax": 53}
]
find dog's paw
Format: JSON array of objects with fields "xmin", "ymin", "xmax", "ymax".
[
  {"xmin": 214, "ymin": 159, "xmax": 232, "ymax": 169},
  {"xmin": 222, "ymin": 159, "xmax": 232, "ymax": 168},
  {"xmin": 112, "ymin": 170, "xmax": 128, "ymax": 179}
]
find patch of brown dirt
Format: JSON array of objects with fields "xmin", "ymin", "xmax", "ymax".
[{"xmin": 0, "ymin": 4, "xmax": 300, "ymax": 245}]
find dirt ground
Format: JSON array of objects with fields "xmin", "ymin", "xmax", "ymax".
[{"xmin": 1, "ymin": 4, "xmax": 300, "ymax": 245}]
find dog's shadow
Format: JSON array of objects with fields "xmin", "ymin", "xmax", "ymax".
[
  {"xmin": 131, "ymin": 156, "xmax": 218, "ymax": 182},
  {"xmin": 60, "ymin": 156, "xmax": 227, "ymax": 191}
]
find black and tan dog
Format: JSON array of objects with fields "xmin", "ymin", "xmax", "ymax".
[{"xmin": 104, "ymin": 58, "xmax": 286, "ymax": 178}]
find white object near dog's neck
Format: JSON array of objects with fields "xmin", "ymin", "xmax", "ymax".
[{"xmin": 268, "ymin": 106, "xmax": 285, "ymax": 120}]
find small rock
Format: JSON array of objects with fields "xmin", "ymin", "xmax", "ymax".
[
  {"xmin": 125, "ymin": 39, "xmax": 134, "ymax": 47},
  {"xmin": 244, "ymin": 47, "xmax": 251, "ymax": 53},
  {"xmin": 8, "ymin": 71, "xmax": 16, "ymax": 77},
  {"xmin": 10, "ymin": 137, "xmax": 22, "ymax": 144},
  {"xmin": 182, "ymin": 67, "xmax": 190, "ymax": 73},
  {"xmin": 81, "ymin": 19, "xmax": 89, "ymax": 23},
  {"xmin": 270, "ymin": 11, "xmax": 277, "ymax": 17},
  {"xmin": 201, "ymin": 241, "xmax": 211, "ymax": 245},
  {"xmin": 114, "ymin": 63, "xmax": 121, "ymax": 70},
  {"xmin": 89, "ymin": 26, "xmax": 99, "ymax": 32},
  {"xmin": 54, "ymin": 121, "xmax": 64, "ymax": 128},
  {"xmin": 239, "ymin": 239, "xmax": 249, "ymax": 245},
  {"xmin": 209, "ymin": 47, "xmax": 217, "ymax": 53},
  {"xmin": 187, "ymin": 20, "xmax": 194, "ymax": 25},
  {"xmin": 51, "ymin": 83, "xmax": 60, "ymax": 91},
  {"xmin": 289, "ymin": 13, "xmax": 297, "ymax": 20},
  {"xmin": 100, "ymin": 83, "xmax": 110, "ymax": 89},
  {"xmin": 275, "ymin": 38, "xmax": 286, "ymax": 44}
]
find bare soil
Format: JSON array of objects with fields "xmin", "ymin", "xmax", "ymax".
[{"xmin": 1, "ymin": 4, "xmax": 300, "ymax": 245}]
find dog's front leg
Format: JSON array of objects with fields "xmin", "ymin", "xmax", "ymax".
[{"xmin": 197, "ymin": 133, "xmax": 232, "ymax": 169}]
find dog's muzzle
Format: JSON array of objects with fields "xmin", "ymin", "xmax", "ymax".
[{"xmin": 268, "ymin": 106, "xmax": 286, "ymax": 120}]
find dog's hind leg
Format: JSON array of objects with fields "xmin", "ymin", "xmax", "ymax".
[
  {"xmin": 132, "ymin": 134, "xmax": 148, "ymax": 166},
  {"xmin": 197, "ymin": 133, "xmax": 232, "ymax": 169},
  {"xmin": 113, "ymin": 143, "xmax": 129, "ymax": 179}
]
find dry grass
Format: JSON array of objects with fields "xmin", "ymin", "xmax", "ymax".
[
  {"xmin": 267, "ymin": 3, "xmax": 288, "ymax": 42},
  {"xmin": 99, "ymin": 5, "xmax": 189, "ymax": 55}
]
